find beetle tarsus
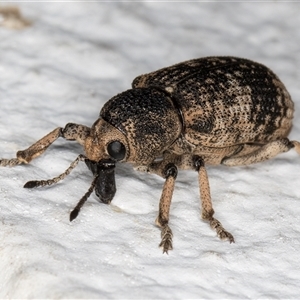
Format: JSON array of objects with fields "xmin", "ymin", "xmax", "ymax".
[
  {"xmin": 291, "ymin": 140, "xmax": 300, "ymax": 154},
  {"xmin": 159, "ymin": 224, "xmax": 173, "ymax": 254},
  {"xmin": 210, "ymin": 218, "xmax": 235, "ymax": 243},
  {"xmin": 0, "ymin": 158, "xmax": 22, "ymax": 167}
]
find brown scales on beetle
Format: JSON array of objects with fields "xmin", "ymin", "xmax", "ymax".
[{"xmin": 1, "ymin": 56, "xmax": 300, "ymax": 254}]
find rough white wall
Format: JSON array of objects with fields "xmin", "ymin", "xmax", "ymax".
[{"xmin": 0, "ymin": 2, "xmax": 300, "ymax": 298}]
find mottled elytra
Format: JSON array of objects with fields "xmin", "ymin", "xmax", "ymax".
[{"xmin": 1, "ymin": 56, "xmax": 300, "ymax": 254}]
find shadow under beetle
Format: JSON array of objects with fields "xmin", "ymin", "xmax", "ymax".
[{"xmin": 1, "ymin": 56, "xmax": 300, "ymax": 253}]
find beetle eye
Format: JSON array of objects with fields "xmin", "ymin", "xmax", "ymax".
[{"xmin": 107, "ymin": 141, "xmax": 126, "ymax": 161}]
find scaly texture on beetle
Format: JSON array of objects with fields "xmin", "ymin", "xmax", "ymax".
[{"xmin": 1, "ymin": 56, "xmax": 300, "ymax": 254}]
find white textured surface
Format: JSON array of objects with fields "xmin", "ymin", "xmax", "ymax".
[{"xmin": 1, "ymin": 2, "xmax": 300, "ymax": 299}]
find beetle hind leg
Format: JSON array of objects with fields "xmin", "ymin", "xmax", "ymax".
[
  {"xmin": 193, "ymin": 156, "xmax": 235, "ymax": 243},
  {"xmin": 291, "ymin": 140, "xmax": 300, "ymax": 155},
  {"xmin": 222, "ymin": 138, "xmax": 297, "ymax": 166}
]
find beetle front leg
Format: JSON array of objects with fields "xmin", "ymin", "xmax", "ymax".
[
  {"xmin": 193, "ymin": 156, "xmax": 235, "ymax": 243},
  {"xmin": 155, "ymin": 163, "xmax": 177, "ymax": 254},
  {"xmin": 0, "ymin": 127, "xmax": 61, "ymax": 167},
  {"xmin": 0, "ymin": 123, "xmax": 90, "ymax": 167}
]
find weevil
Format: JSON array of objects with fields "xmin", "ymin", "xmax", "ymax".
[{"xmin": 1, "ymin": 56, "xmax": 300, "ymax": 253}]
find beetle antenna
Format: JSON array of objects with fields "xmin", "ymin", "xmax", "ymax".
[
  {"xmin": 70, "ymin": 175, "xmax": 98, "ymax": 221},
  {"xmin": 24, "ymin": 154, "xmax": 87, "ymax": 189}
]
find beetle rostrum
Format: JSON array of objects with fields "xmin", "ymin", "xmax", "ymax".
[
  {"xmin": 1, "ymin": 56, "xmax": 300, "ymax": 254},
  {"xmin": 84, "ymin": 158, "xmax": 116, "ymax": 204}
]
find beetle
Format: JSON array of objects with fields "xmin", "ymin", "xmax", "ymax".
[{"xmin": 1, "ymin": 56, "xmax": 300, "ymax": 253}]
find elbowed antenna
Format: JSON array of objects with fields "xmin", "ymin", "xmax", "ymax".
[
  {"xmin": 70, "ymin": 175, "xmax": 98, "ymax": 221},
  {"xmin": 70, "ymin": 159, "xmax": 116, "ymax": 221}
]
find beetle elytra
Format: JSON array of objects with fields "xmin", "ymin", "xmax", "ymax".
[{"xmin": 1, "ymin": 56, "xmax": 300, "ymax": 253}]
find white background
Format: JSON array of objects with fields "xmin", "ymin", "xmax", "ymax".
[{"xmin": 0, "ymin": 2, "xmax": 300, "ymax": 299}]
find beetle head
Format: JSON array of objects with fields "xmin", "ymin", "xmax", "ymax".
[
  {"xmin": 83, "ymin": 87, "xmax": 181, "ymax": 203},
  {"xmin": 83, "ymin": 118, "xmax": 127, "ymax": 204},
  {"xmin": 84, "ymin": 118, "xmax": 128, "ymax": 163}
]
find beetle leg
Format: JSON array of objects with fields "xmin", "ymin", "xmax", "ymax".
[
  {"xmin": 0, "ymin": 127, "xmax": 61, "ymax": 167},
  {"xmin": 193, "ymin": 156, "xmax": 235, "ymax": 243},
  {"xmin": 154, "ymin": 163, "xmax": 177, "ymax": 254},
  {"xmin": 291, "ymin": 140, "xmax": 300, "ymax": 155},
  {"xmin": 222, "ymin": 138, "xmax": 297, "ymax": 166},
  {"xmin": 0, "ymin": 123, "xmax": 90, "ymax": 166}
]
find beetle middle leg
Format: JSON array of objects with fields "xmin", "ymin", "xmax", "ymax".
[
  {"xmin": 145, "ymin": 161, "xmax": 177, "ymax": 253},
  {"xmin": 156, "ymin": 163, "xmax": 178, "ymax": 253},
  {"xmin": 193, "ymin": 156, "xmax": 235, "ymax": 243}
]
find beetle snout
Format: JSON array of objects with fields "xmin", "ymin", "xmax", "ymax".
[
  {"xmin": 85, "ymin": 158, "xmax": 117, "ymax": 204},
  {"xmin": 94, "ymin": 167, "xmax": 116, "ymax": 204},
  {"xmin": 95, "ymin": 188, "xmax": 113, "ymax": 204}
]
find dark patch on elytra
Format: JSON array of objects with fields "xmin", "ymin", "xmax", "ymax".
[{"xmin": 190, "ymin": 117, "xmax": 214, "ymax": 134}]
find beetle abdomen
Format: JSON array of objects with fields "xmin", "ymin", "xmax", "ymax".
[{"xmin": 133, "ymin": 57, "xmax": 294, "ymax": 148}]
